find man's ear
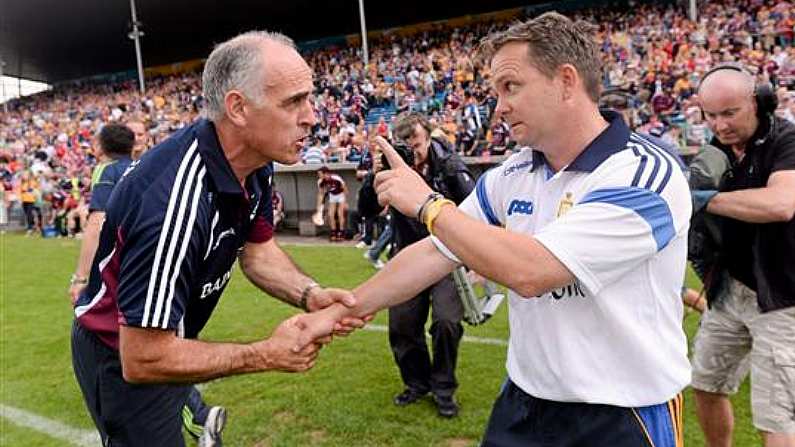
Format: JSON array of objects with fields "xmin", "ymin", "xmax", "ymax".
[
  {"xmin": 557, "ymin": 64, "xmax": 581, "ymax": 102},
  {"xmin": 225, "ymin": 90, "xmax": 248, "ymax": 126}
]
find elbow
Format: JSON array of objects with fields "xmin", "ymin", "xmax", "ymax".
[
  {"xmin": 238, "ymin": 252, "xmax": 258, "ymax": 278},
  {"xmin": 773, "ymin": 204, "xmax": 795, "ymax": 222},
  {"xmin": 119, "ymin": 344, "xmax": 163, "ymax": 384},
  {"xmin": 120, "ymin": 357, "xmax": 154, "ymax": 384},
  {"xmin": 507, "ymin": 271, "xmax": 543, "ymax": 298},
  {"xmin": 512, "ymin": 283, "xmax": 541, "ymax": 299}
]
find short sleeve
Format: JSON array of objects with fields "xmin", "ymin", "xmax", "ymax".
[
  {"xmin": 430, "ymin": 168, "xmax": 504, "ymax": 263},
  {"xmin": 89, "ymin": 165, "xmax": 118, "ymax": 212},
  {"xmin": 534, "ymin": 182, "xmax": 690, "ymax": 295},
  {"xmin": 116, "ymin": 173, "xmax": 209, "ymax": 330},
  {"xmin": 770, "ymin": 128, "xmax": 795, "ymax": 174}
]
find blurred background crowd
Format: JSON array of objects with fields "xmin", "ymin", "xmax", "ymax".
[{"xmin": 2, "ymin": 0, "xmax": 794, "ymax": 236}]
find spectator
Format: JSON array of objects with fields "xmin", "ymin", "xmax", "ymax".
[
  {"xmin": 17, "ymin": 171, "xmax": 42, "ymax": 235},
  {"xmin": 301, "ymin": 138, "xmax": 326, "ymax": 164},
  {"xmin": 316, "ymin": 166, "xmax": 348, "ymax": 241}
]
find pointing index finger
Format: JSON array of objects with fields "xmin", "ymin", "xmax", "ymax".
[{"xmin": 374, "ymin": 136, "xmax": 408, "ymax": 170}]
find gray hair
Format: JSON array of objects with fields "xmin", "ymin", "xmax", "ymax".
[{"xmin": 201, "ymin": 31, "xmax": 296, "ymax": 121}]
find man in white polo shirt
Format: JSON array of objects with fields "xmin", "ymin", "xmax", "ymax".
[{"xmin": 296, "ymin": 12, "xmax": 691, "ymax": 446}]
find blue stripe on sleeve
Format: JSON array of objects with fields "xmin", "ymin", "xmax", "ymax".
[
  {"xmin": 475, "ymin": 174, "xmax": 501, "ymax": 226},
  {"xmin": 643, "ymin": 147, "xmax": 661, "ymax": 190},
  {"xmin": 631, "ymin": 134, "xmax": 674, "ymax": 194},
  {"xmin": 630, "ymin": 148, "xmax": 647, "ymax": 188},
  {"xmin": 580, "ymin": 186, "xmax": 675, "ymax": 251}
]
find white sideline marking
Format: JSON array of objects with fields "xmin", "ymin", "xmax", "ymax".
[
  {"xmin": 364, "ymin": 324, "xmax": 508, "ymax": 346},
  {"xmin": 0, "ymin": 403, "xmax": 100, "ymax": 446},
  {"xmin": 0, "ymin": 330, "xmax": 503, "ymax": 445}
]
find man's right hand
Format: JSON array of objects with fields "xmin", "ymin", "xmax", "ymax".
[
  {"xmin": 253, "ymin": 315, "xmax": 324, "ymax": 373},
  {"xmin": 68, "ymin": 283, "xmax": 86, "ymax": 306}
]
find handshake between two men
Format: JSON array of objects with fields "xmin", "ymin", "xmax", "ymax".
[{"xmin": 272, "ymin": 137, "xmax": 458, "ymax": 371}]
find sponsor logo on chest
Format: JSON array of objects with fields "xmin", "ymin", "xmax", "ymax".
[
  {"xmin": 507, "ymin": 199, "xmax": 534, "ymax": 216},
  {"xmin": 200, "ymin": 268, "xmax": 232, "ymax": 299}
]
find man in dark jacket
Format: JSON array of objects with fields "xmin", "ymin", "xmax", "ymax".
[
  {"xmin": 362, "ymin": 112, "xmax": 475, "ymax": 417},
  {"xmin": 691, "ymin": 65, "xmax": 795, "ymax": 447}
]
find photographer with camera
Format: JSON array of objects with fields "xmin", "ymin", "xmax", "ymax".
[
  {"xmin": 362, "ymin": 111, "xmax": 475, "ymax": 417},
  {"xmin": 691, "ymin": 64, "xmax": 795, "ymax": 447}
]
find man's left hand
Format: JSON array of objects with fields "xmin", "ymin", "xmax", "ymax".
[
  {"xmin": 373, "ymin": 136, "xmax": 433, "ymax": 218},
  {"xmin": 306, "ymin": 287, "xmax": 372, "ymax": 336}
]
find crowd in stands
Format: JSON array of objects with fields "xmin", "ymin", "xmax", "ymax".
[{"xmin": 2, "ymin": 0, "xmax": 795, "ymax": 235}]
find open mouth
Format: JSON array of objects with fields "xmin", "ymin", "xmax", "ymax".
[{"xmin": 294, "ymin": 135, "xmax": 309, "ymax": 148}]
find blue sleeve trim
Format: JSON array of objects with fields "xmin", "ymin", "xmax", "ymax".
[
  {"xmin": 580, "ymin": 186, "xmax": 675, "ymax": 251},
  {"xmin": 475, "ymin": 173, "xmax": 501, "ymax": 226},
  {"xmin": 643, "ymin": 148, "xmax": 661, "ymax": 190},
  {"xmin": 630, "ymin": 147, "xmax": 647, "ymax": 188},
  {"xmin": 631, "ymin": 134, "xmax": 679, "ymax": 194}
]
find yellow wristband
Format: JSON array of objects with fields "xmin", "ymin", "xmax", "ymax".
[{"xmin": 423, "ymin": 198, "xmax": 455, "ymax": 234}]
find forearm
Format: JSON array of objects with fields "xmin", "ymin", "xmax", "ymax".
[
  {"xmin": 708, "ymin": 188, "xmax": 794, "ymax": 223},
  {"xmin": 354, "ymin": 238, "xmax": 456, "ymax": 315},
  {"xmin": 119, "ymin": 327, "xmax": 265, "ymax": 383},
  {"xmin": 431, "ymin": 206, "xmax": 572, "ymax": 297},
  {"xmin": 74, "ymin": 212, "xmax": 103, "ymax": 277},
  {"xmin": 240, "ymin": 241, "xmax": 314, "ymax": 307},
  {"xmin": 314, "ymin": 239, "xmax": 457, "ymax": 323}
]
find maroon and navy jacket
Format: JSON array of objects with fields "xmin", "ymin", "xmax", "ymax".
[{"xmin": 74, "ymin": 119, "xmax": 274, "ymax": 349}]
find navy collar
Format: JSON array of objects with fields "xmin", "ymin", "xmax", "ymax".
[
  {"xmin": 530, "ymin": 110, "xmax": 631, "ymax": 174},
  {"xmin": 195, "ymin": 119, "xmax": 247, "ymax": 196}
]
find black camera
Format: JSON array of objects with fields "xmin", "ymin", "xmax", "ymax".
[{"xmin": 381, "ymin": 141, "xmax": 414, "ymax": 170}]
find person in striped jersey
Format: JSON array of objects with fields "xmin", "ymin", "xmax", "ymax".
[
  {"xmin": 69, "ymin": 122, "xmax": 228, "ymax": 446},
  {"xmin": 70, "ymin": 31, "xmax": 366, "ymax": 446}
]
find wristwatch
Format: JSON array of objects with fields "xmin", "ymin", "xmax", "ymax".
[{"xmin": 70, "ymin": 274, "xmax": 88, "ymax": 286}]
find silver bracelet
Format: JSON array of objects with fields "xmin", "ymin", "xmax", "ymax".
[{"xmin": 416, "ymin": 192, "xmax": 443, "ymax": 221}]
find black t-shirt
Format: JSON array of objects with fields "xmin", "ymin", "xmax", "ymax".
[{"xmin": 716, "ymin": 117, "xmax": 795, "ymax": 312}]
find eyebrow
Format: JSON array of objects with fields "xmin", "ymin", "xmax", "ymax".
[
  {"xmin": 280, "ymin": 90, "xmax": 311, "ymax": 106},
  {"xmin": 491, "ymin": 73, "xmax": 516, "ymax": 87},
  {"xmin": 704, "ymin": 106, "xmax": 741, "ymax": 115}
]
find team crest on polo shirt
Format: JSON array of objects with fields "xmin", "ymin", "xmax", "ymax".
[{"xmin": 556, "ymin": 192, "xmax": 574, "ymax": 218}]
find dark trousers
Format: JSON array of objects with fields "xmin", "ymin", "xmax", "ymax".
[
  {"xmin": 71, "ymin": 321, "xmax": 191, "ymax": 446},
  {"xmin": 388, "ymin": 274, "xmax": 464, "ymax": 397},
  {"xmin": 481, "ymin": 379, "xmax": 683, "ymax": 447},
  {"xmin": 22, "ymin": 202, "xmax": 41, "ymax": 230},
  {"xmin": 361, "ymin": 215, "xmax": 377, "ymax": 244}
]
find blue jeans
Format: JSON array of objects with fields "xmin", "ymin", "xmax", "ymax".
[{"xmin": 367, "ymin": 222, "xmax": 392, "ymax": 262}]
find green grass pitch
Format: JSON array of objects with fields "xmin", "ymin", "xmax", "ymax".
[{"xmin": 0, "ymin": 233, "xmax": 758, "ymax": 446}]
